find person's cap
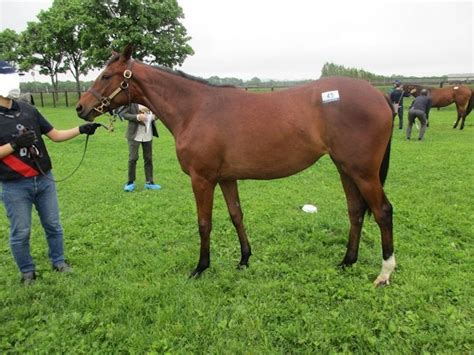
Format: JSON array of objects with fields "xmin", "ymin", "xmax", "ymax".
[{"xmin": 0, "ymin": 60, "xmax": 21, "ymax": 99}]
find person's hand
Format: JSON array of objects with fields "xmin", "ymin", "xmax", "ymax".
[
  {"xmin": 137, "ymin": 113, "xmax": 147, "ymax": 125},
  {"xmin": 79, "ymin": 123, "xmax": 102, "ymax": 135},
  {"xmin": 10, "ymin": 130, "xmax": 37, "ymax": 151}
]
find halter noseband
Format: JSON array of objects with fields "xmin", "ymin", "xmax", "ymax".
[{"xmin": 88, "ymin": 61, "xmax": 134, "ymax": 114}]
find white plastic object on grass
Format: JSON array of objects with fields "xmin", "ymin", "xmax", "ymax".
[{"xmin": 302, "ymin": 204, "xmax": 318, "ymax": 213}]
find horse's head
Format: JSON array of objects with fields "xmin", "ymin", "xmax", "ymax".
[
  {"xmin": 76, "ymin": 45, "xmax": 135, "ymax": 121},
  {"xmin": 403, "ymin": 84, "xmax": 421, "ymax": 97}
]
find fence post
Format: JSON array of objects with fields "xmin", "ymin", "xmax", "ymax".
[
  {"xmin": 65, "ymin": 91, "xmax": 69, "ymax": 107},
  {"xmin": 40, "ymin": 92, "xmax": 44, "ymax": 107}
]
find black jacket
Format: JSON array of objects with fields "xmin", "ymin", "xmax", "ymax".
[
  {"xmin": 0, "ymin": 100, "xmax": 53, "ymax": 181},
  {"xmin": 390, "ymin": 88, "xmax": 408, "ymax": 105},
  {"xmin": 409, "ymin": 95, "xmax": 432, "ymax": 117}
]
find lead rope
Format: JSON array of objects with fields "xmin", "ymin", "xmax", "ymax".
[{"xmin": 30, "ymin": 124, "xmax": 109, "ymax": 183}]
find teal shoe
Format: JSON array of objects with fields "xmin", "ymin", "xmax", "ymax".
[
  {"xmin": 124, "ymin": 183, "xmax": 135, "ymax": 192},
  {"xmin": 144, "ymin": 182, "xmax": 161, "ymax": 190}
]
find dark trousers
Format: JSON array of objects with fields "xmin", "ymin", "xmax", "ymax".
[
  {"xmin": 392, "ymin": 103, "xmax": 404, "ymax": 129},
  {"xmin": 407, "ymin": 109, "xmax": 427, "ymax": 140},
  {"xmin": 128, "ymin": 140, "xmax": 153, "ymax": 183},
  {"xmin": 397, "ymin": 105, "xmax": 404, "ymax": 129}
]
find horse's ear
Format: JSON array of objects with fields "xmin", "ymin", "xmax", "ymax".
[
  {"xmin": 121, "ymin": 44, "xmax": 134, "ymax": 61},
  {"xmin": 111, "ymin": 50, "xmax": 119, "ymax": 56}
]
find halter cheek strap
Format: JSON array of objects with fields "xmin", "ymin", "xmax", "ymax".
[{"xmin": 88, "ymin": 61, "xmax": 134, "ymax": 114}]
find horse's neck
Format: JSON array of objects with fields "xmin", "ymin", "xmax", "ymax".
[{"xmin": 134, "ymin": 68, "xmax": 206, "ymax": 137}]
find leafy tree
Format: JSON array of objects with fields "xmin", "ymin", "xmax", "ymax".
[
  {"xmin": 18, "ymin": 0, "xmax": 193, "ymax": 96},
  {"xmin": 207, "ymin": 76, "xmax": 244, "ymax": 86},
  {"xmin": 40, "ymin": 0, "xmax": 98, "ymax": 95},
  {"xmin": 20, "ymin": 20, "xmax": 66, "ymax": 98},
  {"xmin": 87, "ymin": 0, "xmax": 194, "ymax": 67},
  {"xmin": 0, "ymin": 29, "xmax": 20, "ymax": 66},
  {"xmin": 248, "ymin": 77, "xmax": 262, "ymax": 86},
  {"xmin": 320, "ymin": 62, "xmax": 385, "ymax": 81}
]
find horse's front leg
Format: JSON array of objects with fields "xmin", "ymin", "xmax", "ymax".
[
  {"xmin": 219, "ymin": 180, "xmax": 252, "ymax": 269},
  {"xmin": 189, "ymin": 175, "xmax": 216, "ymax": 278}
]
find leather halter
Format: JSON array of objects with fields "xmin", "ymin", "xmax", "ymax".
[{"xmin": 88, "ymin": 61, "xmax": 134, "ymax": 114}]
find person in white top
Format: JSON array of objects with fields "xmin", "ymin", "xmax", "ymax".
[{"xmin": 118, "ymin": 103, "xmax": 161, "ymax": 192}]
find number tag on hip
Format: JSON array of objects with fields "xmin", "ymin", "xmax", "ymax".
[{"xmin": 321, "ymin": 90, "xmax": 340, "ymax": 103}]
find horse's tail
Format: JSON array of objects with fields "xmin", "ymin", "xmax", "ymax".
[
  {"xmin": 384, "ymin": 94, "xmax": 396, "ymax": 120},
  {"xmin": 465, "ymin": 89, "xmax": 474, "ymax": 118},
  {"xmin": 380, "ymin": 134, "xmax": 392, "ymax": 187},
  {"xmin": 366, "ymin": 96, "xmax": 393, "ymax": 217},
  {"xmin": 380, "ymin": 95, "xmax": 394, "ymax": 186}
]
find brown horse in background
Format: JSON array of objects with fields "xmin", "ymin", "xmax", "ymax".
[
  {"xmin": 76, "ymin": 45, "xmax": 396, "ymax": 286},
  {"xmin": 403, "ymin": 84, "xmax": 474, "ymax": 129}
]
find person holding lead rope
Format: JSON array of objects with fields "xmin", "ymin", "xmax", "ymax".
[{"xmin": 0, "ymin": 60, "xmax": 100, "ymax": 284}]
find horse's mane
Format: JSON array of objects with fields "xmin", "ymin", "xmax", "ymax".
[
  {"xmin": 153, "ymin": 65, "xmax": 236, "ymax": 88},
  {"xmin": 106, "ymin": 53, "xmax": 235, "ymax": 89}
]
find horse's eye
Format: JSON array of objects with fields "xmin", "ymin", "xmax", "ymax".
[{"xmin": 102, "ymin": 74, "xmax": 111, "ymax": 80}]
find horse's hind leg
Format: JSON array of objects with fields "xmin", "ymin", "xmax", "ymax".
[
  {"xmin": 453, "ymin": 112, "xmax": 462, "ymax": 129},
  {"xmin": 219, "ymin": 180, "xmax": 252, "ymax": 268},
  {"xmin": 460, "ymin": 109, "xmax": 467, "ymax": 130},
  {"xmin": 337, "ymin": 169, "xmax": 368, "ymax": 267},
  {"xmin": 190, "ymin": 175, "xmax": 216, "ymax": 278},
  {"xmin": 453, "ymin": 103, "xmax": 465, "ymax": 129},
  {"xmin": 352, "ymin": 176, "xmax": 395, "ymax": 287}
]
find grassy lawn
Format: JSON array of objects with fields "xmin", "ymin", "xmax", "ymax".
[{"xmin": 0, "ymin": 99, "xmax": 472, "ymax": 353}]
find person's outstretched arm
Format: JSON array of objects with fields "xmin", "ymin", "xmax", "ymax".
[
  {"xmin": 46, "ymin": 127, "xmax": 80, "ymax": 142},
  {"xmin": 46, "ymin": 124, "xmax": 102, "ymax": 142}
]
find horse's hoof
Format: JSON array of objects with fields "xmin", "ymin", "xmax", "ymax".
[
  {"xmin": 373, "ymin": 276, "xmax": 390, "ymax": 287},
  {"xmin": 189, "ymin": 269, "xmax": 203, "ymax": 279},
  {"xmin": 338, "ymin": 262, "xmax": 350, "ymax": 270},
  {"xmin": 236, "ymin": 262, "xmax": 249, "ymax": 270},
  {"xmin": 339, "ymin": 257, "xmax": 357, "ymax": 269}
]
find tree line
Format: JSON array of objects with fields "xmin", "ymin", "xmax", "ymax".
[
  {"xmin": 0, "ymin": 0, "xmax": 193, "ymax": 96},
  {"xmin": 320, "ymin": 62, "xmax": 446, "ymax": 82}
]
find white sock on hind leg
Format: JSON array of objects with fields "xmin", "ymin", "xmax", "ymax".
[{"xmin": 378, "ymin": 254, "xmax": 396, "ymax": 283}]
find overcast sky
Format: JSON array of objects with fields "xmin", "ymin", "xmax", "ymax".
[{"xmin": 1, "ymin": 0, "xmax": 472, "ymax": 82}]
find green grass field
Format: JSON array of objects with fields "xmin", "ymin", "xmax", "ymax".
[{"xmin": 1, "ymin": 99, "xmax": 472, "ymax": 353}]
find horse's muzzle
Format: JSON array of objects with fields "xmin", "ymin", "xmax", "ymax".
[{"xmin": 75, "ymin": 104, "xmax": 96, "ymax": 122}]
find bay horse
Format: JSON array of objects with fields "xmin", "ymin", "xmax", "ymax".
[
  {"xmin": 403, "ymin": 84, "xmax": 474, "ymax": 129},
  {"xmin": 76, "ymin": 45, "xmax": 396, "ymax": 286}
]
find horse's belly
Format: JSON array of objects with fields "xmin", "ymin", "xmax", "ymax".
[
  {"xmin": 433, "ymin": 98, "xmax": 452, "ymax": 107},
  {"xmin": 221, "ymin": 145, "xmax": 325, "ymax": 180}
]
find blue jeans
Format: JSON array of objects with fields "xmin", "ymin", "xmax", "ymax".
[{"xmin": 1, "ymin": 171, "xmax": 65, "ymax": 273}]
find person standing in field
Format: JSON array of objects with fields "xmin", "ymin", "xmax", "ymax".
[
  {"xmin": 0, "ymin": 60, "xmax": 101, "ymax": 284},
  {"xmin": 406, "ymin": 88, "xmax": 431, "ymax": 140},
  {"xmin": 118, "ymin": 103, "xmax": 161, "ymax": 192},
  {"xmin": 390, "ymin": 81, "xmax": 410, "ymax": 130}
]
